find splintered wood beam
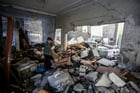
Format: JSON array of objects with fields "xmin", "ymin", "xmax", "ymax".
[{"xmin": 5, "ymin": 17, "xmax": 14, "ymax": 83}]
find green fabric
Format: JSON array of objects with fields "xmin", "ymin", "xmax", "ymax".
[{"xmin": 44, "ymin": 42, "xmax": 51, "ymax": 55}]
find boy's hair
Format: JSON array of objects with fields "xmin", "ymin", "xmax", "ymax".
[{"xmin": 47, "ymin": 37, "xmax": 52, "ymax": 41}]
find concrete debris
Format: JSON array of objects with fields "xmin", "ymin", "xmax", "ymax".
[
  {"xmin": 95, "ymin": 73, "xmax": 112, "ymax": 87},
  {"xmin": 118, "ymin": 62, "xmax": 140, "ymax": 71},
  {"xmin": 47, "ymin": 70, "xmax": 74, "ymax": 92},
  {"xmin": 34, "ymin": 79, "xmax": 41, "ymax": 87},
  {"xmin": 86, "ymin": 72, "xmax": 98, "ymax": 82},
  {"xmin": 120, "ymin": 87, "xmax": 130, "ymax": 93},
  {"xmin": 68, "ymin": 68, "xmax": 75, "ymax": 73},
  {"xmin": 32, "ymin": 88, "xmax": 38, "ymax": 93},
  {"xmin": 87, "ymin": 85, "xmax": 93, "ymax": 93},
  {"xmin": 31, "ymin": 74, "xmax": 42, "ymax": 87},
  {"xmin": 63, "ymin": 84, "xmax": 71, "ymax": 93},
  {"xmin": 31, "ymin": 74, "xmax": 42, "ymax": 81},
  {"xmin": 109, "ymin": 72, "xmax": 126, "ymax": 87},
  {"xmin": 97, "ymin": 58, "xmax": 116, "ymax": 66},
  {"xmin": 80, "ymin": 49, "xmax": 90, "ymax": 58},
  {"xmin": 73, "ymin": 83, "xmax": 85, "ymax": 92},
  {"xmin": 96, "ymin": 87, "xmax": 112, "ymax": 93},
  {"xmin": 72, "ymin": 54, "xmax": 81, "ymax": 62},
  {"xmin": 92, "ymin": 48, "xmax": 100, "ymax": 57},
  {"xmin": 79, "ymin": 65, "xmax": 88, "ymax": 76},
  {"xmin": 40, "ymin": 76, "xmax": 48, "ymax": 88},
  {"xmin": 110, "ymin": 84, "xmax": 120, "ymax": 93}
]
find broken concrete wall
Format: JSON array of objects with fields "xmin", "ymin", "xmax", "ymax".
[{"xmin": 121, "ymin": 15, "xmax": 140, "ymax": 65}]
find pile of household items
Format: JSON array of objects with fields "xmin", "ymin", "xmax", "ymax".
[{"xmin": 10, "ymin": 43, "xmax": 140, "ymax": 93}]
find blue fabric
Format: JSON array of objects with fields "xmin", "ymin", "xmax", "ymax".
[
  {"xmin": 36, "ymin": 67, "xmax": 46, "ymax": 73},
  {"xmin": 44, "ymin": 42, "xmax": 51, "ymax": 55}
]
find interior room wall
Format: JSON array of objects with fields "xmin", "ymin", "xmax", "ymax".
[{"xmin": 0, "ymin": 6, "xmax": 55, "ymax": 44}]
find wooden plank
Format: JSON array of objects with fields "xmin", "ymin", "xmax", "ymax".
[{"xmin": 4, "ymin": 17, "xmax": 14, "ymax": 84}]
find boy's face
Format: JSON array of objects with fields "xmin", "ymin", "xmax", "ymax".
[{"xmin": 48, "ymin": 40, "xmax": 52, "ymax": 44}]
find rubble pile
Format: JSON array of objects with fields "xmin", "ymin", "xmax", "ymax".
[
  {"xmin": 10, "ymin": 43, "xmax": 140, "ymax": 93},
  {"xmin": 31, "ymin": 43, "xmax": 140, "ymax": 93},
  {"xmin": 10, "ymin": 45, "xmax": 45, "ymax": 92}
]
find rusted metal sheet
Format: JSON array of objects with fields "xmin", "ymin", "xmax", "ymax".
[{"xmin": 4, "ymin": 17, "xmax": 14, "ymax": 83}]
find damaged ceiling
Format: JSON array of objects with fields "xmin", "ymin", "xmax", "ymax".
[
  {"xmin": 56, "ymin": 0, "xmax": 140, "ymax": 27},
  {"xmin": 0, "ymin": 0, "xmax": 140, "ymax": 28},
  {"xmin": 0, "ymin": 0, "xmax": 94, "ymax": 15},
  {"xmin": 1, "ymin": 0, "xmax": 140, "ymax": 16},
  {"xmin": 1, "ymin": 0, "xmax": 140, "ymax": 37}
]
